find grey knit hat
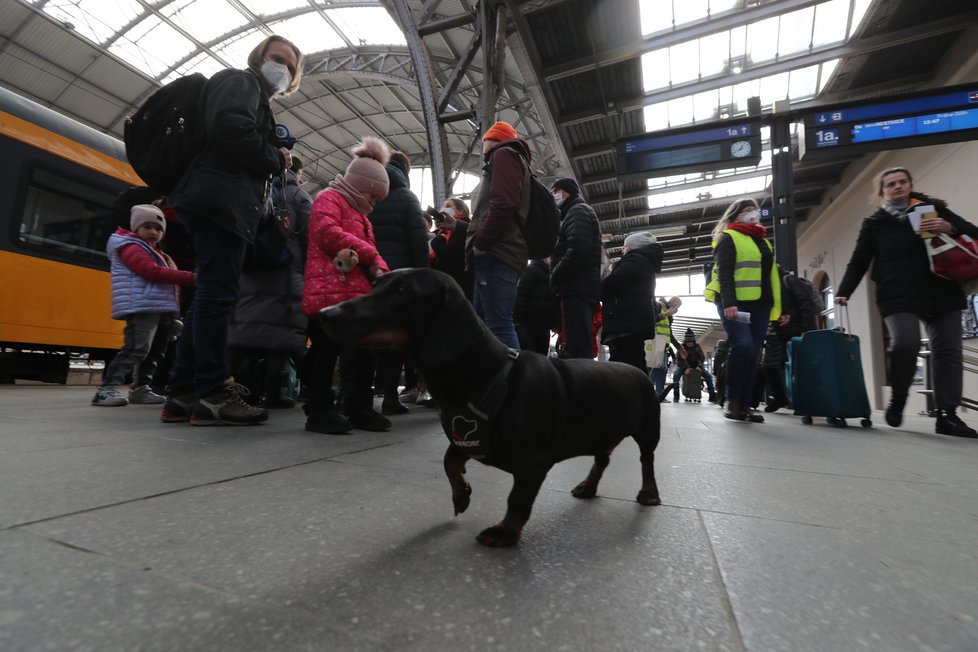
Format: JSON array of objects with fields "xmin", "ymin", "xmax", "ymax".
[{"xmin": 623, "ymin": 231, "xmax": 657, "ymax": 250}]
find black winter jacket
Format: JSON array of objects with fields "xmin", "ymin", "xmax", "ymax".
[
  {"xmin": 514, "ymin": 259, "xmax": 560, "ymax": 332},
  {"xmin": 431, "ymin": 220, "xmax": 472, "ymax": 299},
  {"xmin": 837, "ymin": 197, "xmax": 978, "ymax": 317},
  {"xmin": 776, "ymin": 273, "xmax": 817, "ymax": 338},
  {"xmin": 228, "ymin": 168, "xmax": 307, "ymax": 353},
  {"xmin": 367, "ymin": 159, "xmax": 429, "ymax": 270},
  {"xmin": 600, "ymin": 243, "xmax": 663, "ymax": 343},
  {"xmin": 171, "ymin": 67, "xmax": 285, "ymax": 243},
  {"xmin": 550, "ymin": 194, "xmax": 602, "ymax": 301}
]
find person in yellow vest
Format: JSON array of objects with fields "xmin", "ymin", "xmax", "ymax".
[{"xmin": 704, "ymin": 198, "xmax": 781, "ymax": 422}]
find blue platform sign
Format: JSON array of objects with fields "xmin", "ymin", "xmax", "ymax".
[{"xmin": 800, "ymin": 82, "xmax": 978, "ymax": 158}]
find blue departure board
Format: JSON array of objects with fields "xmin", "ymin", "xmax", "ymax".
[
  {"xmin": 617, "ymin": 119, "xmax": 762, "ymax": 180},
  {"xmin": 801, "ymin": 83, "xmax": 978, "ymax": 158}
]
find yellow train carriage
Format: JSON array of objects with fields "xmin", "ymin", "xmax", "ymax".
[{"xmin": 0, "ymin": 86, "xmax": 143, "ymax": 382}]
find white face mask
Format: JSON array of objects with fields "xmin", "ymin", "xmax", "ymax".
[
  {"xmin": 739, "ymin": 209, "xmax": 761, "ymax": 225},
  {"xmin": 260, "ymin": 60, "xmax": 292, "ymax": 95},
  {"xmin": 553, "ymin": 192, "xmax": 565, "ymax": 207},
  {"xmin": 441, "ymin": 206, "xmax": 456, "ymax": 218}
]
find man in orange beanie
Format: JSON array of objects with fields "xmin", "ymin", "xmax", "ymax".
[{"xmin": 465, "ymin": 120, "xmax": 529, "ymax": 350}]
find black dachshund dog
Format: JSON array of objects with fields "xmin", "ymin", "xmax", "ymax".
[{"xmin": 321, "ymin": 269, "xmax": 661, "ymax": 547}]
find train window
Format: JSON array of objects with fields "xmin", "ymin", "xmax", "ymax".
[{"xmin": 17, "ymin": 167, "xmax": 121, "ymax": 262}]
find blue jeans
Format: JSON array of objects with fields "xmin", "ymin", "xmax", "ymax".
[
  {"xmin": 473, "ymin": 254, "xmax": 521, "ymax": 350},
  {"xmin": 718, "ymin": 303, "xmax": 771, "ymax": 409},
  {"xmin": 649, "ymin": 366, "xmax": 667, "ymax": 394},
  {"xmin": 169, "ymin": 216, "xmax": 247, "ymax": 397}
]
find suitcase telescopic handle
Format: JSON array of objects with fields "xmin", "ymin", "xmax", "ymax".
[{"xmin": 839, "ymin": 302, "xmax": 853, "ymax": 340}]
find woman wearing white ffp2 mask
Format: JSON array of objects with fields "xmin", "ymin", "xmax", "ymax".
[{"xmin": 260, "ymin": 60, "xmax": 292, "ymax": 96}]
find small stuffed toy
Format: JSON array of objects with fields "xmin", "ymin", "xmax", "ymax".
[{"xmin": 334, "ymin": 248, "xmax": 359, "ymax": 273}]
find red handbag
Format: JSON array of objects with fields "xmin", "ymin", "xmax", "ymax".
[{"xmin": 926, "ymin": 233, "xmax": 978, "ymax": 282}]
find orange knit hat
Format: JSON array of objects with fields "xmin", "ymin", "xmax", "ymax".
[{"xmin": 482, "ymin": 121, "xmax": 517, "ymax": 142}]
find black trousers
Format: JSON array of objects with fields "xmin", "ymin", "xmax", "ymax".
[
  {"xmin": 560, "ymin": 296, "xmax": 595, "ymax": 359},
  {"xmin": 884, "ymin": 310, "xmax": 962, "ymax": 410},
  {"xmin": 305, "ymin": 320, "xmax": 375, "ymax": 415},
  {"xmin": 607, "ymin": 334, "xmax": 647, "ymax": 372}
]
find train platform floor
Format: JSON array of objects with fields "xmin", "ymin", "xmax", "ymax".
[{"xmin": 1, "ymin": 385, "xmax": 976, "ymax": 651}]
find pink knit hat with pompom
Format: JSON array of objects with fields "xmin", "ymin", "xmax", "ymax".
[{"xmin": 344, "ymin": 136, "xmax": 391, "ymax": 199}]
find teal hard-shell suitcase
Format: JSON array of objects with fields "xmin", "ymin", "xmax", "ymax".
[{"xmin": 786, "ymin": 329, "xmax": 873, "ymax": 428}]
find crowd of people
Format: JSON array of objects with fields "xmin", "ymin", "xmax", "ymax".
[{"xmin": 91, "ymin": 34, "xmax": 978, "ymax": 440}]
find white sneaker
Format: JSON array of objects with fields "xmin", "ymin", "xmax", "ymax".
[
  {"xmin": 129, "ymin": 385, "xmax": 165, "ymax": 404},
  {"xmin": 92, "ymin": 386, "xmax": 128, "ymax": 407}
]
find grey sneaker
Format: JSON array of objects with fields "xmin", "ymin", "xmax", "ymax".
[
  {"xmin": 191, "ymin": 380, "xmax": 269, "ymax": 426},
  {"xmin": 129, "ymin": 385, "xmax": 165, "ymax": 404},
  {"xmin": 92, "ymin": 386, "xmax": 128, "ymax": 407}
]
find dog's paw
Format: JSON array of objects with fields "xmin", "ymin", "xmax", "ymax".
[
  {"xmin": 571, "ymin": 482, "xmax": 597, "ymax": 499},
  {"xmin": 636, "ymin": 490, "xmax": 661, "ymax": 506},
  {"xmin": 453, "ymin": 482, "xmax": 472, "ymax": 515},
  {"xmin": 475, "ymin": 525, "xmax": 520, "ymax": 548}
]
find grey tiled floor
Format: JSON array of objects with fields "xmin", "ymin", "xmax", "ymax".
[{"xmin": 1, "ymin": 386, "xmax": 976, "ymax": 651}]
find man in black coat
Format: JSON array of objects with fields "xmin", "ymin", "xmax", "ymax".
[
  {"xmin": 164, "ymin": 34, "xmax": 302, "ymax": 427},
  {"xmin": 514, "ymin": 259, "xmax": 559, "ymax": 355},
  {"xmin": 367, "ymin": 151, "xmax": 430, "ymax": 415},
  {"xmin": 601, "ymin": 231, "xmax": 663, "ymax": 370},
  {"xmin": 368, "ymin": 152, "xmax": 430, "ymax": 271},
  {"xmin": 550, "ymin": 178, "xmax": 602, "ymax": 359}
]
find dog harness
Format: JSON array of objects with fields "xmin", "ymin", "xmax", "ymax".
[{"xmin": 441, "ymin": 348, "xmax": 518, "ymax": 460}]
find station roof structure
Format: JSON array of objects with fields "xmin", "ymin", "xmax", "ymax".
[{"xmin": 3, "ymin": 0, "xmax": 977, "ymax": 286}]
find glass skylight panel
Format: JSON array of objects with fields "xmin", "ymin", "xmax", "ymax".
[
  {"xmin": 236, "ymin": 0, "xmax": 308, "ymax": 15},
  {"xmin": 109, "ymin": 16, "xmax": 196, "ymax": 79},
  {"xmin": 746, "ymin": 16, "xmax": 779, "ymax": 64},
  {"xmin": 329, "ymin": 8, "xmax": 407, "ymax": 46},
  {"xmin": 758, "ymin": 72, "xmax": 790, "ymax": 106},
  {"xmin": 163, "ymin": 0, "xmax": 246, "ymax": 45},
  {"xmin": 850, "ymin": 0, "xmax": 873, "ymax": 37},
  {"xmin": 812, "ymin": 0, "xmax": 850, "ymax": 47},
  {"xmin": 818, "ymin": 59, "xmax": 840, "ymax": 92},
  {"xmin": 213, "ymin": 29, "xmax": 267, "ymax": 68},
  {"xmin": 692, "ymin": 89, "xmax": 720, "ymax": 122},
  {"xmin": 673, "ymin": 0, "xmax": 710, "ymax": 28},
  {"xmin": 777, "ymin": 6, "xmax": 815, "ymax": 58},
  {"xmin": 647, "ymin": 174, "xmax": 769, "ymax": 210},
  {"xmin": 788, "ymin": 65, "xmax": 819, "ymax": 98},
  {"xmin": 698, "ymin": 31, "xmax": 729, "ymax": 78},
  {"xmin": 669, "ymin": 40, "xmax": 700, "ymax": 85},
  {"xmin": 161, "ymin": 52, "xmax": 226, "ymax": 85},
  {"xmin": 270, "ymin": 14, "xmax": 346, "ymax": 55},
  {"xmin": 641, "ymin": 49, "xmax": 670, "ymax": 91},
  {"xmin": 41, "ymin": 0, "xmax": 142, "ymax": 45}
]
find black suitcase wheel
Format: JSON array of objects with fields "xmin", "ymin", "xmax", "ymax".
[
  {"xmin": 827, "ymin": 417, "xmax": 848, "ymax": 428},
  {"xmin": 860, "ymin": 418, "xmax": 872, "ymax": 428},
  {"xmin": 801, "ymin": 416, "xmax": 813, "ymax": 425}
]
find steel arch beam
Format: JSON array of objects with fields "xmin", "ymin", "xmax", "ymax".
[{"xmin": 388, "ymin": 0, "xmax": 450, "ymax": 203}]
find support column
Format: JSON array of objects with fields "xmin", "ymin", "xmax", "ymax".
[
  {"xmin": 771, "ymin": 106, "xmax": 797, "ymax": 274},
  {"xmin": 390, "ymin": 0, "xmax": 451, "ymax": 203}
]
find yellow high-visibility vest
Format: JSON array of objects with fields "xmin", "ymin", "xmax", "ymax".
[
  {"xmin": 655, "ymin": 314, "xmax": 671, "ymax": 336},
  {"xmin": 704, "ymin": 229, "xmax": 781, "ymax": 320}
]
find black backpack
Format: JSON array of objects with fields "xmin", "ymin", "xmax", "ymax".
[
  {"xmin": 124, "ymin": 73, "xmax": 208, "ymax": 196},
  {"xmin": 521, "ymin": 172, "xmax": 560, "ymax": 259},
  {"xmin": 487, "ymin": 145, "xmax": 560, "ymax": 259}
]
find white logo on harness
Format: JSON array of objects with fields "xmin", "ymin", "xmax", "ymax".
[{"xmin": 450, "ymin": 415, "xmax": 479, "ymax": 447}]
